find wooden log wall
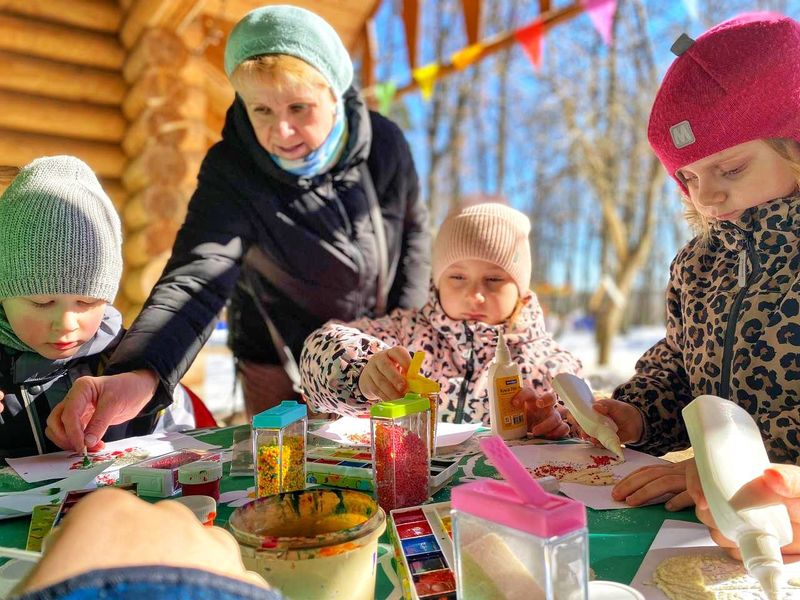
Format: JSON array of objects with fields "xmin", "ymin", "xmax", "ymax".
[{"xmin": 0, "ymin": 1, "xmax": 228, "ymax": 327}]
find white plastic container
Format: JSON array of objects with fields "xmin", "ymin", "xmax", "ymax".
[
  {"xmin": 552, "ymin": 373, "xmax": 624, "ymax": 459},
  {"xmin": 488, "ymin": 332, "xmax": 526, "ymax": 440},
  {"xmin": 683, "ymin": 395, "xmax": 792, "ymax": 599}
]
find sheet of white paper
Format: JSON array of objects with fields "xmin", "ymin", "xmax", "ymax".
[
  {"xmin": 0, "ymin": 461, "xmax": 111, "ymax": 520},
  {"xmin": 310, "ymin": 416, "xmax": 482, "ymax": 448},
  {"xmin": 6, "ymin": 432, "xmax": 220, "ymax": 483},
  {"xmin": 509, "ymin": 442, "xmax": 669, "ymax": 510},
  {"xmin": 630, "ymin": 519, "xmax": 800, "ymax": 599},
  {"xmin": 434, "ymin": 422, "xmax": 482, "ymax": 448}
]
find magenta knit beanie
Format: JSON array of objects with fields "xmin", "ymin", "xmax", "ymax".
[
  {"xmin": 648, "ymin": 12, "xmax": 800, "ymax": 192},
  {"xmin": 432, "ymin": 202, "xmax": 532, "ymax": 294}
]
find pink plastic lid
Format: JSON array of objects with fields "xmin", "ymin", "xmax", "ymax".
[{"xmin": 451, "ymin": 479, "xmax": 586, "ymax": 538}]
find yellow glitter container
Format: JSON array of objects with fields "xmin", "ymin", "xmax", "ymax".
[{"xmin": 252, "ymin": 401, "xmax": 307, "ymax": 498}]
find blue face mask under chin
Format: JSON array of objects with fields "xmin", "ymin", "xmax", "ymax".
[{"xmin": 269, "ymin": 98, "xmax": 348, "ymax": 177}]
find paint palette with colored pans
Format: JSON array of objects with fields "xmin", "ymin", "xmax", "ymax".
[
  {"xmin": 305, "ymin": 447, "xmax": 458, "ymax": 495},
  {"xmin": 389, "ymin": 501, "xmax": 456, "ymax": 600}
]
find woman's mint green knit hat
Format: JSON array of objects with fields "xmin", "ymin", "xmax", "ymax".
[
  {"xmin": 0, "ymin": 156, "xmax": 122, "ymax": 302},
  {"xmin": 223, "ymin": 4, "xmax": 354, "ymax": 96}
]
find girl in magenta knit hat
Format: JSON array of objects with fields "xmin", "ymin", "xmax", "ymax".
[
  {"xmin": 300, "ymin": 202, "xmax": 582, "ymax": 433},
  {"xmin": 579, "ymin": 13, "xmax": 800, "ymax": 520}
]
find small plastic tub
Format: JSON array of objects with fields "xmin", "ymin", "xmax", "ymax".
[{"xmin": 171, "ymin": 495, "xmax": 217, "ymax": 527}]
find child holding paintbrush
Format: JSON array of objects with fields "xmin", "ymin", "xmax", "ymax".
[{"xmin": 0, "ymin": 156, "xmax": 194, "ymax": 459}]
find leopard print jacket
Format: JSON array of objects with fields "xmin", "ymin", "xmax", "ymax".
[
  {"xmin": 614, "ymin": 197, "xmax": 800, "ymax": 464},
  {"xmin": 300, "ymin": 285, "xmax": 582, "ymax": 424}
]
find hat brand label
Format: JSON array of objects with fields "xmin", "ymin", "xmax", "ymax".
[{"xmin": 670, "ymin": 120, "xmax": 695, "ymax": 149}]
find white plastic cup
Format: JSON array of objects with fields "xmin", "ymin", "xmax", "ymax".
[
  {"xmin": 171, "ymin": 494, "xmax": 217, "ymax": 526},
  {"xmin": 587, "ymin": 580, "xmax": 645, "ymax": 599}
]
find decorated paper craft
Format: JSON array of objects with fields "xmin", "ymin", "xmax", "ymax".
[
  {"xmin": 630, "ymin": 520, "xmax": 800, "ymax": 599},
  {"xmin": 6, "ymin": 432, "xmax": 220, "ymax": 483},
  {"xmin": 509, "ymin": 442, "xmax": 669, "ymax": 510},
  {"xmin": 0, "ymin": 461, "xmax": 111, "ymax": 520},
  {"xmin": 310, "ymin": 416, "xmax": 481, "ymax": 449}
]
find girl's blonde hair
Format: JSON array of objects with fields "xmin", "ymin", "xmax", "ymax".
[
  {"xmin": 683, "ymin": 138, "xmax": 800, "ymax": 239},
  {"xmin": 230, "ymin": 54, "xmax": 334, "ymax": 100}
]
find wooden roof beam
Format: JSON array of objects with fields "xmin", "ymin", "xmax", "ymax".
[
  {"xmin": 0, "ymin": 0, "xmax": 122, "ymax": 33},
  {"xmin": 461, "ymin": 0, "xmax": 482, "ymax": 45}
]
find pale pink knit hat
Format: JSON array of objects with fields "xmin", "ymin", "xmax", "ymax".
[
  {"xmin": 432, "ymin": 202, "xmax": 532, "ymax": 293},
  {"xmin": 648, "ymin": 12, "xmax": 800, "ymax": 192}
]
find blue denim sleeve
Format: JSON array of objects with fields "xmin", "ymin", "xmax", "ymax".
[{"xmin": 12, "ymin": 566, "xmax": 283, "ymax": 600}]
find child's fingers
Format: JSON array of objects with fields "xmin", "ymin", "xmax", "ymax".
[
  {"xmin": 529, "ymin": 410, "xmax": 562, "ymax": 437},
  {"xmin": 374, "ymin": 354, "xmax": 407, "ymax": 394},
  {"xmin": 386, "ymin": 346, "xmax": 413, "ymax": 372}
]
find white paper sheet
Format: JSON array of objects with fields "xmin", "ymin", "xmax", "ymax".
[
  {"xmin": 6, "ymin": 432, "xmax": 220, "ymax": 483},
  {"xmin": 509, "ymin": 442, "xmax": 669, "ymax": 510},
  {"xmin": 309, "ymin": 416, "xmax": 481, "ymax": 448},
  {"xmin": 630, "ymin": 519, "xmax": 800, "ymax": 599},
  {"xmin": 0, "ymin": 461, "xmax": 111, "ymax": 520}
]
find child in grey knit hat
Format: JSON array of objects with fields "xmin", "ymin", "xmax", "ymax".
[{"xmin": 0, "ymin": 156, "xmax": 193, "ymax": 458}]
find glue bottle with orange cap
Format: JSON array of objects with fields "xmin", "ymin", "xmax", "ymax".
[{"xmin": 405, "ymin": 351, "xmax": 441, "ymax": 456}]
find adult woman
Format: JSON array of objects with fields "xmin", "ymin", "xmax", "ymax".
[{"xmin": 46, "ymin": 5, "xmax": 430, "ymax": 451}]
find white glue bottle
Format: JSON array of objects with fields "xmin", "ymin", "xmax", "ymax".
[
  {"xmin": 488, "ymin": 332, "xmax": 527, "ymax": 440},
  {"xmin": 683, "ymin": 395, "xmax": 792, "ymax": 600},
  {"xmin": 552, "ymin": 373, "xmax": 624, "ymax": 460}
]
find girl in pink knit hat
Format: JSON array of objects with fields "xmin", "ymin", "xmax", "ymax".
[
  {"xmin": 575, "ymin": 13, "xmax": 800, "ymax": 522},
  {"xmin": 300, "ymin": 202, "xmax": 582, "ymax": 433}
]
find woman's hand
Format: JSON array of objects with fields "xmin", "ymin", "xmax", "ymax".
[
  {"xmin": 688, "ymin": 461, "xmax": 800, "ymax": 558},
  {"xmin": 612, "ymin": 458, "xmax": 694, "ymax": 509},
  {"xmin": 19, "ymin": 488, "xmax": 269, "ymax": 593},
  {"xmin": 45, "ymin": 370, "xmax": 159, "ymax": 452},
  {"xmin": 358, "ymin": 347, "xmax": 412, "ymax": 402},
  {"xmin": 523, "ymin": 389, "xmax": 570, "ymax": 439}
]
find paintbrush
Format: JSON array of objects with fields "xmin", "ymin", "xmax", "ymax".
[
  {"xmin": 0, "ymin": 546, "xmax": 41, "ymax": 562},
  {"xmin": 81, "ymin": 446, "xmax": 91, "ymax": 468}
]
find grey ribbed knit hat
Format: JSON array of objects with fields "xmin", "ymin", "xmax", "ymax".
[{"xmin": 0, "ymin": 156, "xmax": 122, "ymax": 302}]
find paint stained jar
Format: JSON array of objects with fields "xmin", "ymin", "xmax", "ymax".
[
  {"xmin": 252, "ymin": 401, "xmax": 307, "ymax": 498},
  {"xmin": 370, "ymin": 395, "xmax": 430, "ymax": 512}
]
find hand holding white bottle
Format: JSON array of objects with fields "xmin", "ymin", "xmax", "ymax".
[
  {"xmin": 551, "ymin": 373, "xmax": 624, "ymax": 460},
  {"xmin": 683, "ymin": 395, "xmax": 792, "ymax": 600}
]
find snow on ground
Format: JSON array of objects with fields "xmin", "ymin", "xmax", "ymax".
[
  {"xmin": 556, "ymin": 325, "xmax": 666, "ymax": 392},
  {"xmin": 199, "ymin": 322, "xmax": 667, "ymax": 418}
]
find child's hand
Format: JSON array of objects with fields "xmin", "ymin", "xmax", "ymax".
[
  {"xmin": 358, "ymin": 347, "xmax": 412, "ymax": 402},
  {"xmin": 520, "ymin": 389, "xmax": 570, "ymax": 439},
  {"xmin": 688, "ymin": 461, "xmax": 800, "ymax": 558},
  {"xmin": 589, "ymin": 398, "xmax": 645, "ymax": 445},
  {"xmin": 612, "ymin": 459, "xmax": 693, "ymax": 509}
]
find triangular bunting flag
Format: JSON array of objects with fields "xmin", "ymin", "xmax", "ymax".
[
  {"xmin": 412, "ymin": 63, "xmax": 441, "ymax": 101},
  {"xmin": 682, "ymin": 0, "xmax": 699, "ymax": 22},
  {"xmin": 451, "ymin": 42, "xmax": 485, "ymax": 70},
  {"xmin": 513, "ymin": 20, "xmax": 545, "ymax": 70},
  {"xmin": 581, "ymin": 0, "xmax": 617, "ymax": 46},
  {"xmin": 373, "ymin": 82, "xmax": 397, "ymax": 115}
]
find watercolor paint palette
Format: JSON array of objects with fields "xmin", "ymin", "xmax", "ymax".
[
  {"xmin": 118, "ymin": 449, "xmax": 221, "ymax": 498},
  {"xmin": 389, "ymin": 501, "xmax": 456, "ymax": 600},
  {"xmin": 305, "ymin": 447, "xmax": 457, "ymax": 495}
]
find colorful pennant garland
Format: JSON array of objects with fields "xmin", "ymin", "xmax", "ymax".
[
  {"xmin": 373, "ymin": 82, "xmax": 397, "ymax": 115},
  {"xmin": 451, "ymin": 42, "xmax": 485, "ymax": 70},
  {"xmin": 580, "ymin": 0, "xmax": 618, "ymax": 46},
  {"xmin": 412, "ymin": 63, "xmax": 441, "ymax": 100},
  {"xmin": 513, "ymin": 20, "xmax": 545, "ymax": 70}
]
